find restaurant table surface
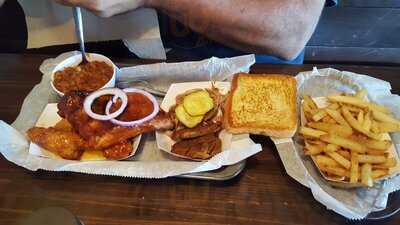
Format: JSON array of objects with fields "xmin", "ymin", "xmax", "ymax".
[{"xmin": 0, "ymin": 53, "xmax": 400, "ymax": 225}]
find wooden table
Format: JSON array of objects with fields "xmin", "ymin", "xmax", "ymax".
[{"xmin": 1, "ymin": 53, "xmax": 399, "ymax": 225}]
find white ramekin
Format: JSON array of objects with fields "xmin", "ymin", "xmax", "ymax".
[{"xmin": 51, "ymin": 53, "xmax": 117, "ymax": 96}]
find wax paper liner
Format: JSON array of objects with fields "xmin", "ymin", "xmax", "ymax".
[
  {"xmin": 118, "ymin": 54, "xmax": 255, "ymax": 93},
  {"xmin": 272, "ymin": 67, "xmax": 400, "ymax": 219},
  {"xmin": 0, "ymin": 51, "xmax": 261, "ymax": 179}
]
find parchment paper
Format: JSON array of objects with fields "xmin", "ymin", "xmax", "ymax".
[
  {"xmin": 0, "ymin": 52, "xmax": 260, "ymax": 178},
  {"xmin": 118, "ymin": 54, "xmax": 255, "ymax": 93},
  {"xmin": 272, "ymin": 67, "xmax": 400, "ymax": 219}
]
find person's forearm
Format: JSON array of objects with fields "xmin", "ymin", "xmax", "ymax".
[
  {"xmin": 0, "ymin": 0, "xmax": 5, "ymax": 7},
  {"xmin": 147, "ymin": 0, "xmax": 324, "ymax": 60}
]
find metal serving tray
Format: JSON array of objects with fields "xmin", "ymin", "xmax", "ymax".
[{"xmin": 178, "ymin": 160, "xmax": 246, "ymax": 180}]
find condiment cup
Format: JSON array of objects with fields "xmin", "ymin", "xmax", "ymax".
[{"xmin": 50, "ymin": 53, "xmax": 116, "ymax": 96}]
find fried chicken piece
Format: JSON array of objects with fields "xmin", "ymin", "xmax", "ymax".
[
  {"xmin": 102, "ymin": 140, "xmax": 133, "ymax": 160},
  {"xmin": 57, "ymin": 91, "xmax": 174, "ymax": 150},
  {"xmin": 172, "ymin": 121, "xmax": 222, "ymax": 141},
  {"xmin": 58, "ymin": 92, "xmax": 114, "ymax": 140},
  {"xmin": 27, "ymin": 127, "xmax": 86, "ymax": 160},
  {"xmin": 53, "ymin": 119, "xmax": 74, "ymax": 132},
  {"xmin": 28, "ymin": 127, "xmax": 136, "ymax": 160},
  {"xmin": 93, "ymin": 111, "xmax": 174, "ymax": 149},
  {"xmin": 172, "ymin": 133, "xmax": 222, "ymax": 160},
  {"xmin": 50, "ymin": 118, "xmax": 134, "ymax": 160}
]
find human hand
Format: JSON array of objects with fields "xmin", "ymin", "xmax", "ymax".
[{"xmin": 55, "ymin": 0, "xmax": 148, "ymax": 17}]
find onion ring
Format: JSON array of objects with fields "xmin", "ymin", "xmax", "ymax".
[
  {"xmin": 83, "ymin": 88, "xmax": 128, "ymax": 121},
  {"xmin": 105, "ymin": 88, "xmax": 159, "ymax": 127}
]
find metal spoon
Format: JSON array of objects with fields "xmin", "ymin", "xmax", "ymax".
[{"xmin": 72, "ymin": 7, "xmax": 89, "ymax": 64}]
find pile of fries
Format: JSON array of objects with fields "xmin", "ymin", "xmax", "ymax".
[{"xmin": 299, "ymin": 90, "xmax": 400, "ymax": 187}]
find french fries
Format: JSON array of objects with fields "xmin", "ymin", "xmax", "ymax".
[
  {"xmin": 300, "ymin": 92, "xmax": 400, "ymax": 187},
  {"xmin": 319, "ymin": 165, "xmax": 349, "ymax": 178},
  {"xmin": 372, "ymin": 110, "xmax": 400, "ymax": 125},
  {"xmin": 366, "ymin": 148, "xmax": 387, "ymax": 156},
  {"xmin": 326, "ymin": 152, "xmax": 351, "ymax": 169},
  {"xmin": 323, "ymin": 117, "xmax": 337, "ymax": 124},
  {"xmin": 361, "ymin": 164, "xmax": 373, "ymax": 187},
  {"xmin": 337, "ymin": 150, "xmax": 351, "ymax": 160},
  {"xmin": 350, "ymin": 151, "xmax": 359, "ymax": 183},
  {"xmin": 363, "ymin": 112, "xmax": 372, "ymax": 132},
  {"xmin": 299, "ymin": 127, "xmax": 327, "ymax": 138},
  {"xmin": 320, "ymin": 134, "xmax": 366, "ymax": 153},
  {"xmin": 303, "ymin": 95, "xmax": 318, "ymax": 109},
  {"xmin": 327, "ymin": 103, "xmax": 340, "ymax": 110},
  {"xmin": 308, "ymin": 122, "xmax": 353, "ymax": 137},
  {"xmin": 304, "ymin": 142, "xmax": 324, "ymax": 155},
  {"xmin": 363, "ymin": 139, "xmax": 391, "ymax": 151},
  {"xmin": 312, "ymin": 110, "xmax": 327, "ymax": 122},
  {"xmin": 302, "ymin": 99, "xmax": 316, "ymax": 121},
  {"xmin": 372, "ymin": 169, "xmax": 389, "ymax": 179},
  {"xmin": 373, "ymin": 158, "xmax": 397, "ymax": 169},
  {"xmin": 355, "ymin": 89, "xmax": 367, "ymax": 100},
  {"xmin": 327, "ymin": 95, "xmax": 390, "ymax": 113},
  {"xmin": 341, "ymin": 107, "xmax": 382, "ymax": 140},
  {"xmin": 377, "ymin": 122, "xmax": 400, "ymax": 133},
  {"xmin": 325, "ymin": 108, "xmax": 350, "ymax": 127},
  {"xmin": 371, "ymin": 120, "xmax": 380, "ymax": 134},
  {"xmin": 315, "ymin": 155, "xmax": 340, "ymax": 167},
  {"xmin": 325, "ymin": 144, "xmax": 340, "ymax": 153},
  {"xmin": 357, "ymin": 110, "xmax": 364, "ymax": 124},
  {"xmin": 345, "ymin": 105, "xmax": 362, "ymax": 113},
  {"xmin": 302, "ymin": 102, "xmax": 313, "ymax": 115},
  {"xmin": 358, "ymin": 155, "xmax": 387, "ymax": 164}
]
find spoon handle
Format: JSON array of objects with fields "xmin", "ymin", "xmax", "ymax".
[{"xmin": 72, "ymin": 7, "xmax": 88, "ymax": 63}]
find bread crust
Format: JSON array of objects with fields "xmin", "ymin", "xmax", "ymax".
[{"xmin": 223, "ymin": 73, "xmax": 297, "ymax": 138}]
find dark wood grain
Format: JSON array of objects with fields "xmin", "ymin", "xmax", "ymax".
[{"xmin": 0, "ymin": 54, "xmax": 400, "ymax": 225}]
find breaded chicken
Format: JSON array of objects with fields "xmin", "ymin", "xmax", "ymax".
[{"xmin": 27, "ymin": 127, "xmax": 86, "ymax": 160}]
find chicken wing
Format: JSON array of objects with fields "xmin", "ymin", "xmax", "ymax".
[
  {"xmin": 27, "ymin": 127, "xmax": 135, "ymax": 160},
  {"xmin": 93, "ymin": 111, "xmax": 173, "ymax": 149},
  {"xmin": 102, "ymin": 140, "xmax": 133, "ymax": 160},
  {"xmin": 27, "ymin": 127, "xmax": 86, "ymax": 160}
]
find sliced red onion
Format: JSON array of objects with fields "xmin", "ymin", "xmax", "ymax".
[
  {"xmin": 84, "ymin": 88, "xmax": 128, "ymax": 121},
  {"xmin": 105, "ymin": 88, "xmax": 159, "ymax": 127}
]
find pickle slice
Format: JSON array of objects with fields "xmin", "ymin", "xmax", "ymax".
[
  {"xmin": 175, "ymin": 104, "xmax": 204, "ymax": 128},
  {"xmin": 183, "ymin": 90, "xmax": 214, "ymax": 116}
]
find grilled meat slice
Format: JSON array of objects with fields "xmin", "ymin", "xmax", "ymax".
[
  {"xmin": 172, "ymin": 121, "xmax": 222, "ymax": 141},
  {"xmin": 171, "ymin": 133, "xmax": 222, "ymax": 160}
]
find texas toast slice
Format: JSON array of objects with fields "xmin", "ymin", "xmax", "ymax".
[{"xmin": 224, "ymin": 73, "xmax": 297, "ymax": 138}]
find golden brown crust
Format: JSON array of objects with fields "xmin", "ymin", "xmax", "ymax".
[{"xmin": 223, "ymin": 73, "xmax": 297, "ymax": 138}]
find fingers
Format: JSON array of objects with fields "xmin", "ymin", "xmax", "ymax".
[
  {"xmin": 55, "ymin": 0, "xmax": 101, "ymax": 12},
  {"xmin": 54, "ymin": 0, "xmax": 112, "ymax": 17},
  {"xmin": 55, "ymin": 0, "xmax": 79, "ymax": 7},
  {"xmin": 53, "ymin": 0, "xmax": 144, "ymax": 18}
]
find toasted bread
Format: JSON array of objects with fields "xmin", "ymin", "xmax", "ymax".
[{"xmin": 224, "ymin": 73, "xmax": 297, "ymax": 138}]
